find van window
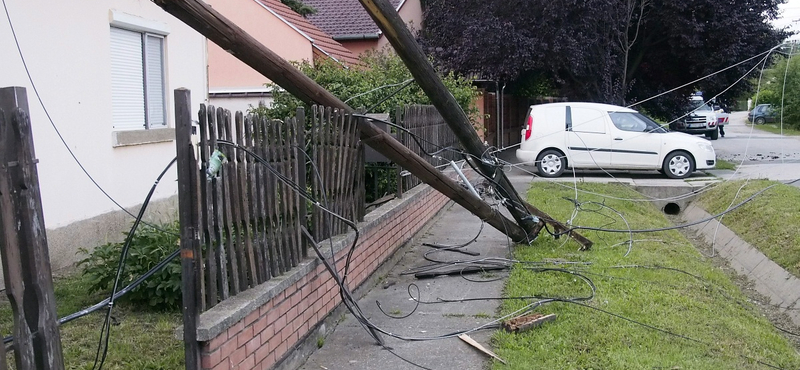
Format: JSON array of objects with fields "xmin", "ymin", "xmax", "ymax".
[
  {"xmin": 609, "ymin": 112, "xmax": 667, "ymax": 133},
  {"xmin": 571, "ymin": 107, "xmax": 606, "ymax": 134}
]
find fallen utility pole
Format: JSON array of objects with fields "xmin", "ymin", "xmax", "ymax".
[
  {"xmin": 151, "ymin": 0, "xmax": 527, "ymax": 242},
  {"xmin": 355, "ymin": 0, "xmax": 591, "ymax": 249}
]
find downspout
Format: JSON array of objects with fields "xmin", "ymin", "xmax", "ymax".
[
  {"xmin": 495, "ymin": 81, "xmax": 500, "ymax": 148},
  {"xmin": 500, "ymin": 82, "xmax": 506, "ymax": 148}
]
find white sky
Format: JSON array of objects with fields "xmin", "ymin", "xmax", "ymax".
[{"xmin": 773, "ymin": 0, "xmax": 800, "ymax": 40}]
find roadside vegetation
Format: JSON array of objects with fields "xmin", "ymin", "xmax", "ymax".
[
  {"xmin": 750, "ymin": 50, "xmax": 800, "ymax": 130},
  {"xmin": 494, "ymin": 182, "xmax": 800, "ymax": 369},
  {"xmin": 749, "ymin": 122, "xmax": 800, "ymax": 136},
  {"xmin": 696, "ymin": 180, "xmax": 800, "ymax": 278},
  {"xmin": 714, "ymin": 158, "xmax": 736, "ymax": 170},
  {"xmin": 0, "ymin": 274, "xmax": 183, "ymax": 369},
  {"xmin": 0, "ymin": 222, "xmax": 184, "ymax": 369}
]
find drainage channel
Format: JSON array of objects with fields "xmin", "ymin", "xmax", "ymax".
[{"xmin": 633, "ymin": 184, "xmax": 800, "ymax": 328}]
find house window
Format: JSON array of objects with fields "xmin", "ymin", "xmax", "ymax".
[{"xmin": 110, "ymin": 27, "xmax": 166, "ymax": 130}]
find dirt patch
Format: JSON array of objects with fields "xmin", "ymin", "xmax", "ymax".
[{"xmin": 669, "ymin": 214, "xmax": 800, "ymax": 350}]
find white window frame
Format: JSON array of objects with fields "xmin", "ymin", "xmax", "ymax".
[{"xmin": 109, "ymin": 11, "xmax": 170, "ymax": 134}]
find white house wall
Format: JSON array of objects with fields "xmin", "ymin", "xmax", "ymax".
[{"xmin": 0, "ymin": 0, "xmax": 207, "ymax": 270}]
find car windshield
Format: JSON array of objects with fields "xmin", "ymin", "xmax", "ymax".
[
  {"xmin": 688, "ymin": 100, "xmax": 712, "ymax": 111},
  {"xmin": 608, "ymin": 112, "xmax": 668, "ymax": 133}
]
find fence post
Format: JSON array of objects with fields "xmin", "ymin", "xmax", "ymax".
[
  {"xmin": 0, "ymin": 86, "xmax": 65, "ymax": 370},
  {"xmin": 174, "ymin": 88, "xmax": 201, "ymax": 370},
  {"xmin": 394, "ymin": 106, "xmax": 404, "ymax": 198}
]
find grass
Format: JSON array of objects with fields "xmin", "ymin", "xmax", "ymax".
[
  {"xmin": 714, "ymin": 158, "xmax": 737, "ymax": 170},
  {"xmin": 748, "ymin": 122, "xmax": 800, "ymax": 136},
  {"xmin": 493, "ymin": 182, "xmax": 800, "ymax": 370},
  {"xmin": 696, "ymin": 179, "xmax": 800, "ymax": 278},
  {"xmin": 0, "ymin": 273, "xmax": 183, "ymax": 370}
]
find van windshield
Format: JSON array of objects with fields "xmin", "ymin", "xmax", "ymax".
[{"xmin": 608, "ymin": 112, "xmax": 668, "ymax": 133}]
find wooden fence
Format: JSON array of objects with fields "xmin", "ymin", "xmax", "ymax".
[
  {"xmin": 308, "ymin": 106, "xmax": 364, "ymax": 242},
  {"xmin": 397, "ymin": 105, "xmax": 460, "ymax": 194},
  {"xmin": 178, "ymin": 100, "xmax": 365, "ymax": 313}
]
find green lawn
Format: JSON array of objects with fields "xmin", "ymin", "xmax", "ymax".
[
  {"xmin": 0, "ymin": 273, "xmax": 183, "ymax": 369},
  {"xmin": 493, "ymin": 182, "xmax": 800, "ymax": 370},
  {"xmin": 696, "ymin": 179, "xmax": 800, "ymax": 278}
]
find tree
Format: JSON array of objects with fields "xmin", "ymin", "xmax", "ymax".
[
  {"xmin": 280, "ymin": 0, "xmax": 316, "ymax": 17},
  {"xmin": 752, "ymin": 48, "xmax": 800, "ymax": 128},
  {"xmin": 420, "ymin": 0, "xmax": 787, "ymax": 117}
]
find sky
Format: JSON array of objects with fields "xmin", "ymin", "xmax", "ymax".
[{"xmin": 773, "ymin": 0, "xmax": 800, "ymax": 40}]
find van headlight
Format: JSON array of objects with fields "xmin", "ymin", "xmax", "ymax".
[{"xmin": 698, "ymin": 142, "xmax": 714, "ymax": 153}]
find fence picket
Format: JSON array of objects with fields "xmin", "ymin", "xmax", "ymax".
[
  {"xmin": 184, "ymin": 102, "xmax": 445, "ymax": 311},
  {"xmin": 198, "ymin": 105, "xmax": 215, "ymax": 309}
]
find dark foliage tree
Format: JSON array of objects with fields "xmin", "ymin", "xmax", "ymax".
[
  {"xmin": 280, "ymin": 0, "xmax": 316, "ymax": 16},
  {"xmin": 420, "ymin": 0, "xmax": 788, "ymax": 117}
]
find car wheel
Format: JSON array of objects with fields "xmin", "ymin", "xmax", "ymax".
[
  {"xmin": 536, "ymin": 149, "xmax": 566, "ymax": 178},
  {"xmin": 709, "ymin": 127, "xmax": 719, "ymax": 140},
  {"xmin": 755, "ymin": 117, "xmax": 766, "ymax": 125},
  {"xmin": 662, "ymin": 151, "xmax": 695, "ymax": 179}
]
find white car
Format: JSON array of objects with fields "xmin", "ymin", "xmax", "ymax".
[{"xmin": 516, "ymin": 102, "xmax": 716, "ymax": 179}]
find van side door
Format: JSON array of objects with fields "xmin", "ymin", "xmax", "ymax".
[
  {"xmin": 608, "ymin": 112, "xmax": 662, "ymax": 169},
  {"xmin": 566, "ymin": 106, "xmax": 612, "ymax": 168}
]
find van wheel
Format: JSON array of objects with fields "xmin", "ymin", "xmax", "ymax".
[
  {"xmin": 709, "ymin": 127, "xmax": 719, "ymax": 140},
  {"xmin": 662, "ymin": 151, "xmax": 694, "ymax": 179},
  {"xmin": 536, "ymin": 149, "xmax": 566, "ymax": 178}
]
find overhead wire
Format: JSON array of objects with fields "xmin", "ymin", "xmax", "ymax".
[{"xmin": 1, "ymin": 0, "xmax": 179, "ymax": 236}]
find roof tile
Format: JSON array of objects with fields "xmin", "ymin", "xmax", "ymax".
[
  {"xmin": 256, "ymin": 0, "xmax": 361, "ymax": 66},
  {"xmin": 303, "ymin": 0, "xmax": 403, "ymax": 38}
]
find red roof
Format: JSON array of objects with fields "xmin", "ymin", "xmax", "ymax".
[
  {"xmin": 303, "ymin": 0, "xmax": 403, "ymax": 38},
  {"xmin": 255, "ymin": 0, "xmax": 360, "ymax": 66}
]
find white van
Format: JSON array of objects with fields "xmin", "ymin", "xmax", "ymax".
[{"xmin": 516, "ymin": 102, "xmax": 716, "ymax": 179}]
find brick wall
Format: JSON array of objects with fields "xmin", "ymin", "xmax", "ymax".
[{"xmin": 196, "ymin": 182, "xmax": 452, "ymax": 370}]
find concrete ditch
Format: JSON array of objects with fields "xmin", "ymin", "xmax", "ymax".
[{"xmin": 676, "ymin": 202, "xmax": 800, "ymax": 327}]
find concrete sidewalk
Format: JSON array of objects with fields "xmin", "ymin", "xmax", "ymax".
[{"xmin": 297, "ymin": 200, "xmax": 514, "ymax": 370}]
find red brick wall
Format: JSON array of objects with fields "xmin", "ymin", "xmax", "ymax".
[{"xmin": 199, "ymin": 183, "xmax": 451, "ymax": 370}]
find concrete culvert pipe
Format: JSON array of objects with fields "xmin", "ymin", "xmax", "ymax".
[{"xmin": 663, "ymin": 202, "xmax": 681, "ymax": 215}]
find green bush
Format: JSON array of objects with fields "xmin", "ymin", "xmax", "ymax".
[
  {"xmin": 78, "ymin": 220, "xmax": 182, "ymax": 310},
  {"xmin": 251, "ymin": 49, "xmax": 480, "ymax": 122},
  {"xmin": 751, "ymin": 51, "xmax": 800, "ymax": 128}
]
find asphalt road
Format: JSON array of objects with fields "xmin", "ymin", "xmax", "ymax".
[
  {"xmin": 712, "ymin": 111, "xmax": 800, "ymax": 164},
  {"xmin": 708, "ymin": 111, "xmax": 800, "ymax": 186}
]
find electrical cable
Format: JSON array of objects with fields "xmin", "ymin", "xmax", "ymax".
[
  {"xmin": 559, "ymin": 183, "xmax": 778, "ymax": 234},
  {"xmin": 91, "ymin": 157, "xmax": 176, "ymax": 370},
  {"xmin": 1, "ymin": 0, "xmax": 179, "ymax": 236},
  {"xmin": 626, "ymin": 44, "xmax": 782, "ymax": 109},
  {"xmin": 365, "ymin": 79, "xmax": 415, "ymax": 113},
  {"xmin": 344, "ymin": 78, "xmax": 414, "ymax": 105}
]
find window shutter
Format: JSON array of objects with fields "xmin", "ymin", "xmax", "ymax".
[
  {"xmin": 144, "ymin": 34, "xmax": 166, "ymax": 128},
  {"xmin": 110, "ymin": 27, "xmax": 146, "ymax": 130}
]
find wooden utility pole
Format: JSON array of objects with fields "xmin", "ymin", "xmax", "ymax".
[
  {"xmin": 355, "ymin": 0, "xmax": 566, "ymax": 242},
  {"xmin": 152, "ymin": 0, "xmax": 529, "ymax": 242},
  {"xmin": 0, "ymin": 86, "xmax": 65, "ymax": 370}
]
